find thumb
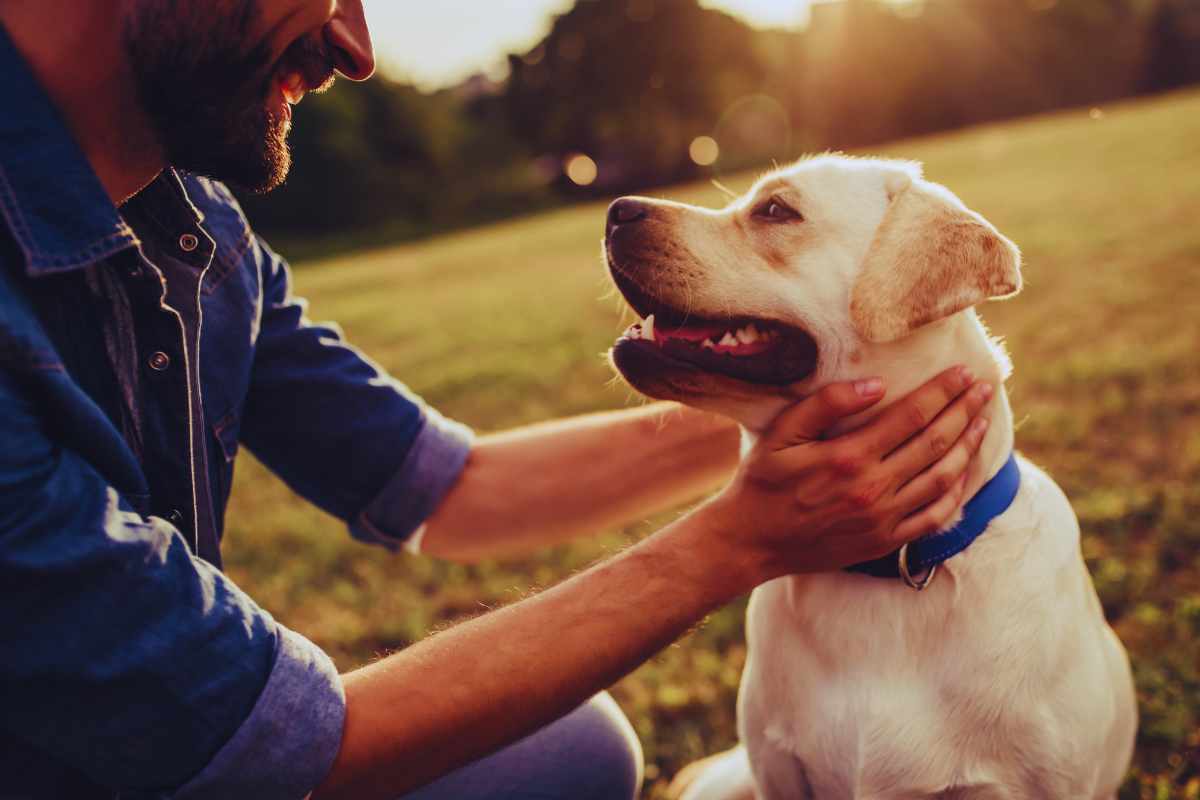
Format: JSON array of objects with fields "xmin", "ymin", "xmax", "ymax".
[{"xmin": 763, "ymin": 378, "xmax": 886, "ymax": 450}]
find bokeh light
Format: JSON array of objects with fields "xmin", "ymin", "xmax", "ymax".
[
  {"xmin": 689, "ymin": 136, "xmax": 721, "ymax": 166},
  {"xmin": 564, "ymin": 153, "xmax": 598, "ymax": 186}
]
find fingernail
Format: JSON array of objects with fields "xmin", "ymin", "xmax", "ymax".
[
  {"xmin": 855, "ymin": 378, "xmax": 884, "ymax": 397},
  {"xmin": 957, "ymin": 366, "xmax": 974, "ymax": 386},
  {"xmin": 975, "ymin": 382, "xmax": 994, "ymax": 400},
  {"xmin": 972, "ymin": 417, "xmax": 990, "ymax": 436}
]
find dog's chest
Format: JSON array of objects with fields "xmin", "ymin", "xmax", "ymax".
[
  {"xmin": 739, "ymin": 578, "xmax": 1021, "ymax": 796},
  {"xmin": 737, "ymin": 472, "xmax": 1096, "ymax": 798}
]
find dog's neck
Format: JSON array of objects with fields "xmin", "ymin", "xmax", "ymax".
[
  {"xmin": 745, "ymin": 309, "xmax": 1015, "ymax": 517},
  {"xmin": 849, "ymin": 310, "xmax": 1015, "ymax": 502}
]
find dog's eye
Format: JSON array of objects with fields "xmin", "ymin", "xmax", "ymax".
[{"xmin": 755, "ymin": 198, "xmax": 802, "ymax": 222}]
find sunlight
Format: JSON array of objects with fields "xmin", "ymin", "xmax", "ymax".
[
  {"xmin": 364, "ymin": 0, "xmax": 819, "ymax": 89},
  {"xmin": 700, "ymin": 0, "xmax": 811, "ymax": 29}
]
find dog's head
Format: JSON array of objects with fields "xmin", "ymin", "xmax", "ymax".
[{"xmin": 604, "ymin": 155, "xmax": 1021, "ymax": 430}]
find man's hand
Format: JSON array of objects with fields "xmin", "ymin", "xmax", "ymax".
[{"xmin": 701, "ymin": 366, "xmax": 993, "ymax": 583}]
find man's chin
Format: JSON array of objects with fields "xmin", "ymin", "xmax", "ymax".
[{"xmin": 167, "ymin": 118, "xmax": 291, "ymax": 195}]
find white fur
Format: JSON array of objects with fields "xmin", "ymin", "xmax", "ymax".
[{"xmin": 613, "ymin": 156, "xmax": 1137, "ymax": 799}]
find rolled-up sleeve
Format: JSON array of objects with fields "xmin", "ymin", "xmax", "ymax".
[
  {"xmin": 240, "ymin": 237, "xmax": 473, "ymax": 550},
  {"xmin": 173, "ymin": 626, "xmax": 345, "ymax": 799},
  {"xmin": 0, "ymin": 372, "xmax": 345, "ymax": 798}
]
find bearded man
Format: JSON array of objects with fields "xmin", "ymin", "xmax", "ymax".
[{"xmin": 0, "ymin": 2, "xmax": 992, "ymax": 798}]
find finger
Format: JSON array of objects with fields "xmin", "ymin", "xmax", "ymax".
[
  {"xmin": 763, "ymin": 378, "xmax": 886, "ymax": 451},
  {"xmin": 893, "ymin": 415, "xmax": 989, "ymax": 512},
  {"xmin": 850, "ymin": 365, "xmax": 975, "ymax": 457},
  {"xmin": 891, "ymin": 473, "xmax": 969, "ymax": 545},
  {"xmin": 883, "ymin": 381, "xmax": 994, "ymax": 484}
]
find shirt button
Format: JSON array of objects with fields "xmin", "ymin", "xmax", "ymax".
[
  {"xmin": 179, "ymin": 233, "xmax": 200, "ymax": 253},
  {"xmin": 147, "ymin": 351, "xmax": 171, "ymax": 371}
]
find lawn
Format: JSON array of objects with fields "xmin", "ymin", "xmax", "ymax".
[{"xmin": 225, "ymin": 88, "xmax": 1200, "ymax": 797}]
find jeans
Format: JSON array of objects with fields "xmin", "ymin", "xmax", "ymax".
[{"xmin": 402, "ymin": 693, "xmax": 644, "ymax": 800}]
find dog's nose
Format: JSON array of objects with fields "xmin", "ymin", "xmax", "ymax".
[{"xmin": 608, "ymin": 198, "xmax": 648, "ymax": 229}]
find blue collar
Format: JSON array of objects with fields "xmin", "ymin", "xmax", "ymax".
[
  {"xmin": 847, "ymin": 452, "xmax": 1021, "ymax": 582},
  {"xmin": 0, "ymin": 23, "xmax": 138, "ymax": 276}
]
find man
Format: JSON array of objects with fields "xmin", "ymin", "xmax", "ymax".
[{"xmin": 0, "ymin": 2, "xmax": 993, "ymax": 798}]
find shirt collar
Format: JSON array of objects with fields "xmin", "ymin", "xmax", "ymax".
[{"xmin": 0, "ymin": 23, "xmax": 154, "ymax": 277}]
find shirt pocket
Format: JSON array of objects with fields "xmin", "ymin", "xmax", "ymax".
[{"xmin": 209, "ymin": 409, "xmax": 241, "ymax": 533}]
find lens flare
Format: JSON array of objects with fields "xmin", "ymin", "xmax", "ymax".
[
  {"xmin": 565, "ymin": 153, "xmax": 598, "ymax": 186},
  {"xmin": 690, "ymin": 136, "xmax": 720, "ymax": 166}
]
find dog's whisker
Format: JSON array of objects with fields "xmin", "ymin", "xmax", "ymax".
[{"xmin": 711, "ymin": 179, "xmax": 738, "ymax": 201}]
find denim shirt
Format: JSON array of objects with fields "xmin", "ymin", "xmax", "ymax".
[{"xmin": 0, "ymin": 25, "xmax": 473, "ymax": 799}]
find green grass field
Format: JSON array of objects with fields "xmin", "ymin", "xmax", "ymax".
[{"xmin": 226, "ymin": 89, "xmax": 1200, "ymax": 797}]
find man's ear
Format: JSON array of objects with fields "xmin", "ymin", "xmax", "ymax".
[{"xmin": 850, "ymin": 178, "xmax": 1022, "ymax": 344}]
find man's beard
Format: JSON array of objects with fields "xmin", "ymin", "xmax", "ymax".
[{"xmin": 124, "ymin": 1, "xmax": 332, "ymax": 194}]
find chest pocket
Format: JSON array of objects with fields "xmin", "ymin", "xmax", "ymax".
[
  {"xmin": 209, "ymin": 409, "xmax": 241, "ymax": 533},
  {"xmin": 191, "ymin": 177, "xmax": 265, "ymax": 535},
  {"xmin": 199, "ymin": 249, "xmax": 260, "ymax": 535}
]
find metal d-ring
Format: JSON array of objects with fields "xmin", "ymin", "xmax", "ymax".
[{"xmin": 898, "ymin": 542, "xmax": 937, "ymax": 591}]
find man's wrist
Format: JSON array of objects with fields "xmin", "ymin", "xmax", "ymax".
[{"xmin": 651, "ymin": 499, "xmax": 771, "ymax": 604}]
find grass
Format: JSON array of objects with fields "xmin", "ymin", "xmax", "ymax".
[{"xmin": 225, "ymin": 89, "xmax": 1200, "ymax": 798}]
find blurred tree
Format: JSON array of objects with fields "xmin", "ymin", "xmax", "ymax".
[
  {"xmin": 239, "ymin": 76, "xmax": 549, "ymax": 243},
  {"xmin": 503, "ymin": 0, "xmax": 770, "ymax": 189},
  {"xmin": 1145, "ymin": 0, "xmax": 1200, "ymax": 92},
  {"xmin": 237, "ymin": 0, "xmax": 1200, "ymax": 251}
]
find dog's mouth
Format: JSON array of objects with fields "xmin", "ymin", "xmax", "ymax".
[{"xmin": 611, "ymin": 270, "xmax": 818, "ymax": 386}]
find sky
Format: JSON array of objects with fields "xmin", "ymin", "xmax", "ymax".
[{"xmin": 362, "ymin": 0, "xmax": 813, "ymax": 91}]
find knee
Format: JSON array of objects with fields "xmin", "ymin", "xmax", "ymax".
[{"xmin": 568, "ymin": 692, "xmax": 644, "ymax": 800}]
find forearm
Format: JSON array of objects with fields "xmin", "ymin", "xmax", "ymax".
[
  {"xmin": 420, "ymin": 402, "xmax": 741, "ymax": 561},
  {"xmin": 313, "ymin": 507, "xmax": 755, "ymax": 800}
]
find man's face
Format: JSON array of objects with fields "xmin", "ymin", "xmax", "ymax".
[{"xmin": 124, "ymin": 0, "xmax": 374, "ymax": 194}]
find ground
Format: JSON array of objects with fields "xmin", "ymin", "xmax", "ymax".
[{"xmin": 224, "ymin": 88, "xmax": 1200, "ymax": 797}]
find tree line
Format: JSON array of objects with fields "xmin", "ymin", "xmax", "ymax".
[{"xmin": 240, "ymin": 0, "xmax": 1200, "ymax": 249}]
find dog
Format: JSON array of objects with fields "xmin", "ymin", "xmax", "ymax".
[{"xmin": 603, "ymin": 155, "xmax": 1137, "ymax": 799}]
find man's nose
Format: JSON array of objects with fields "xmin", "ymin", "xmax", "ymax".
[
  {"xmin": 325, "ymin": 0, "xmax": 375, "ymax": 81},
  {"xmin": 607, "ymin": 198, "xmax": 649, "ymax": 232}
]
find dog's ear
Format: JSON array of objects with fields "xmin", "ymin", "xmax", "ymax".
[{"xmin": 850, "ymin": 175, "xmax": 1022, "ymax": 344}]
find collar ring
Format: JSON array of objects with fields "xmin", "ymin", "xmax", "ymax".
[{"xmin": 898, "ymin": 542, "xmax": 937, "ymax": 591}]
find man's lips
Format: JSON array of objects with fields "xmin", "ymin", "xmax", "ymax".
[
  {"xmin": 272, "ymin": 34, "xmax": 337, "ymax": 114},
  {"xmin": 279, "ymin": 70, "xmax": 308, "ymax": 106}
]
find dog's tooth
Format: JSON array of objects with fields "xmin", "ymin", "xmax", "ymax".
[
  {"xmin": 702, "ymin": 338, "xmax": 716, "ymax": 350},
  {"xmin": 720, "ymin": 332, "xmax": 738, "ymax": 347},
  {"xmin": 643, "ymin": 314, "xmax": 655, "ymax": 342},
  {"xmin": 737, "ymin": 326, "xmax": 758, "ymax": 344}
]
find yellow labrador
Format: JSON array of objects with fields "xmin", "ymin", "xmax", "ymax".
[{"xmin": 603, "ymin": 155, "xmax": 1136, "ymax": 799}]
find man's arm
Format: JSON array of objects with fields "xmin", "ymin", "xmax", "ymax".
[
  {"xmin": 315, "ymin": 368, "xmax": 993, "ymax": 799},
  {"xmin": 418, "ymin": 402, "xmax": 740, "ymax": 561},
  {"xmin": 0, "ymin": 372, "xmax": 344, "ymax": 799},
  {"xmin": 237, "ymin": 235, "xmax": 729, "ymax": 561}
]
